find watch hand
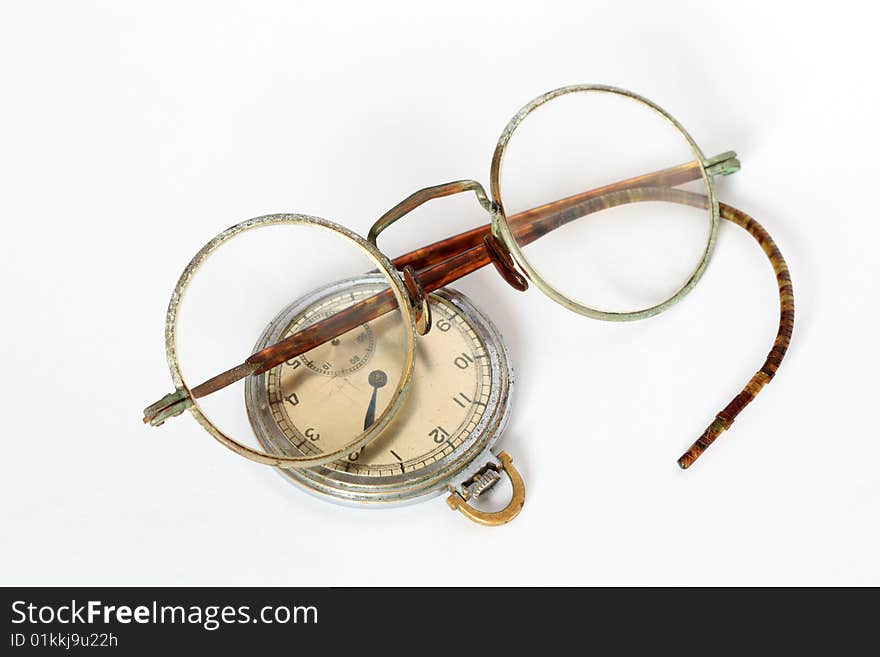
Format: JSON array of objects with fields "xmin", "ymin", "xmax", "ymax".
[{"xmin": 363, "ymin": 369, "xmax": 387, "ymax": 430}]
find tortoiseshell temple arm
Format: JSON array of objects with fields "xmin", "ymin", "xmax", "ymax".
[
  {"xmin": 390, "ymin": 155, "xmax": 740, "ymax": 272},
  {"xmin": 481, "ymin": 185, "xmax": 794, "ymax": 468},
  {"xmin": 676, "ymin": 202, "xmax": 794, "ymax": 468},
  {"xmin": 145, "ymin": 156, "xmax": 794, "ymax": 469},
  {"xmin": 146, "ymin": 161, "xmax": 721, "ymax": 419}
]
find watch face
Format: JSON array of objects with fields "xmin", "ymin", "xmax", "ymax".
[{"xmin": 247, "ymin": 278, "xmax": 512, "ymax": 504}]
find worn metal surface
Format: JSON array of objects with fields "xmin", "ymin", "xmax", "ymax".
[
  {"xmin": 152, "ymin": 213, "xmax": 417, "ymax": 468},
  {"xmin": 489, "ymin": 83, "xmax": 731, "ymax": 321},
  {"xmin": 446, "ymin": 452, "xmax": 525, "ymax": 526}
]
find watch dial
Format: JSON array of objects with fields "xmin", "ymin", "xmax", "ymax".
[{"xmin": 263, "ymin": 281, "xmax": 491, "ymax": 478}]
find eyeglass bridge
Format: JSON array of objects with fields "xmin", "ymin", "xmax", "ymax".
[
  {"xmin": 369, "ymin": 179, "xmax": 530, "ymax": 319},
  {"xmin": 367, "ymin": 179, "xmax": 495, "ymax": 247}
]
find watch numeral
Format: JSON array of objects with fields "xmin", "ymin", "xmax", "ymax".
[
  {"xmin": 454, "ymin": 352, "xmax": 475, "ymax": 369},
  {"xmin": 429, "ymin": 426, "xmax": 450, "ymax": 443},
  {"xmin": 305, "ymin": 427, "xmax": 320, "ymax": 441},
  {"xmin": 285, "ymin": 392, "xmax": 299, "ymax": 406},
  {"xmin": 452, "ymin": 392, "xmax": 472, "ymax": 408}
]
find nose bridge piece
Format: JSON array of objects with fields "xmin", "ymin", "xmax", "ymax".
[
  {"xmin": 402, "ymin": 265, "xmax": 432, "ymax": 335},
  {"xmin": 368, "ymin": 179, "xmax": 494, "ymax": 248},
  {"xmin": 484, "ymin": 232, "xmax": 529, "ymax": 292}
]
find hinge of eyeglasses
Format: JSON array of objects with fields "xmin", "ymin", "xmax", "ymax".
[
  {"xmin": 368, "ymin": 179, "xmax": 495, "ymax": 248},
  {"xmin": 143, "ymin": 387, "xmax": 192, "ymax": 426},
  {"xmin": 704, "ymin": 151, "xmax": 741, "ymax": 177}
]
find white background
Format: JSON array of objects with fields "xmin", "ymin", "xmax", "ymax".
[{"xmin": 1, "ymin": 1, "xmax": 877, "ymax": 586}]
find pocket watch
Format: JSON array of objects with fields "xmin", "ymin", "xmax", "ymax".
[{"xmin": 244, "ymin": 274, "xmax": 525, "ymax": 525}]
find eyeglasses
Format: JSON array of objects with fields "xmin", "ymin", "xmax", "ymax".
[{"xmin": 143, "ymin": 84, "xmax": 793, "ymax": 471}]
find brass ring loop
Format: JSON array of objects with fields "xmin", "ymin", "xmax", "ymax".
[{"xmin": 446, "ymin": 452, "xmax": 525, "ymax": 526}]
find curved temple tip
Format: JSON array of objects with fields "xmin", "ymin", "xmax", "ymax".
[
  {"xmin": 143, "ymin": 388, "xmax": 192, "ymax": 427},
  {"xmin": 676, "ymin": 418, "xmax": 728, "ymax": 470}
]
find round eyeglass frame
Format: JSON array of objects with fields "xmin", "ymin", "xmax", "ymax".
[
  {"xmin": 162, "ymin": 213, "xmax": 418, "ymax": 468},
  {"xmin": 489, "ymin": 84, "xmax": 720, "ymax": 322}
]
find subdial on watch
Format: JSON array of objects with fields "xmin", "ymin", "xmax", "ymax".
[{"xmin": 295, "ymin": 312, "xmax": 375, "ymax": 377}]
